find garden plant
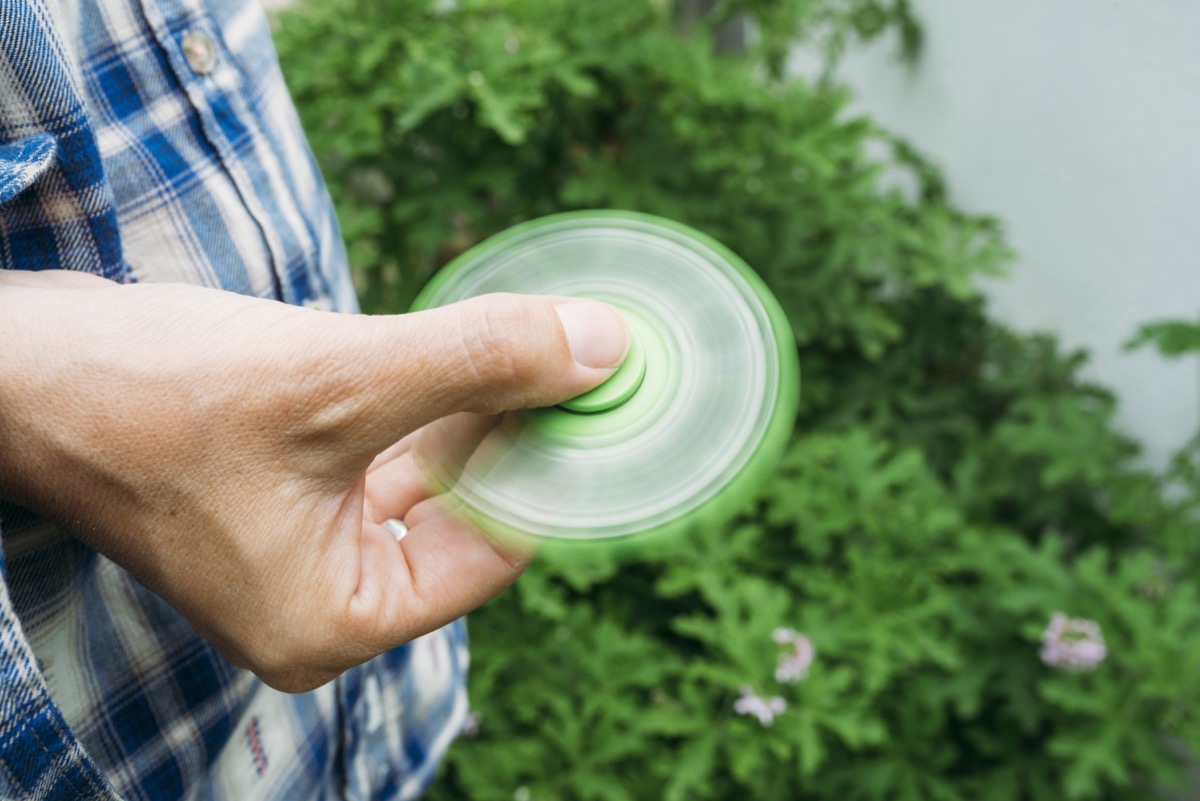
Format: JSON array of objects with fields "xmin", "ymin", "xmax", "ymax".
[{"xmin": 274, "ymin": 1, "xmax": 1200, "ymax": 798}]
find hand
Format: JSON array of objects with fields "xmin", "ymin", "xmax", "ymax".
[{"xmin": 0, "ymin": 270, "xmax": 628, "ymax": 691}]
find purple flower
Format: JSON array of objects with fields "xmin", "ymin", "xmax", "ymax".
[
  {"xmin": 772, "ymin": 628, "xmax": 816, "ymax": 684},
  {"xmin": 773, "ymin": 627, "xmax": 801, "ymax": 644},
  {"xmin": 1039, "ymin": 612, "xmax": 1107, "ymax": 672},
  {"xmin": 461, "ymin": 710, "xmax": 482, "ymax": 737},
  {"xmin": 733, "ymin": 685, "xmax": 787, "ymax": 726}
]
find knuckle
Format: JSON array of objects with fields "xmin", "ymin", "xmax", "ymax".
[
  {"xmin": 259, "ymin": 668, "xmax": 335, "ymax": 694},
  {"xmin": 244, "ymin": 640, "xmax": 340, "ymax": 694},
  {"xmin": 460, "ymin": 296, "xmax": 539, "ymax": 389}
]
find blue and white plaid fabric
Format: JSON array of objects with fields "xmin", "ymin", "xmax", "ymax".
[{"xmin": 0, "ymin": 1, "xmax": 469, "ymax": 799}]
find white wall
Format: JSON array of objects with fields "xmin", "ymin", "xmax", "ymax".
[{"xmin": 803, "ymin": 0, "xmax": 1200, "ymax": 468}]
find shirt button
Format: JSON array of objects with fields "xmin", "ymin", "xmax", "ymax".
[{"xmin": 181, "ymin": 30, "xmax": 217, "ymax": 74}]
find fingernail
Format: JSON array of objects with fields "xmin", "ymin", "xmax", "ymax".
[{"xmin": 555, "ymin": 301, "xmax": 630, "ymax": 369}]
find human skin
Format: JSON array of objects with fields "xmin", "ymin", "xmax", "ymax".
[{"xmin": 0, "ymin": 269, "xmax": 628, "ymax": 692}]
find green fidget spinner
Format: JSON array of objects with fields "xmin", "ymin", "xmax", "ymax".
[{"xmin": 412, "ymin": 211, "xmax": 799, "ymax": 542}]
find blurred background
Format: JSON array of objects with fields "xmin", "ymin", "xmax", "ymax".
[
  {"xmin": 271, "ymin": 1, "xmax": 1200, "ymax": 799},
  {"xmin": 811, "ymin": 0, "xmax": 1200, "ymax": 472}
]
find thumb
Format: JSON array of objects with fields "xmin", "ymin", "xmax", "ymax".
[{"xmin": 355, "ymin": 293, "xmax": 630, "ymax": 445}]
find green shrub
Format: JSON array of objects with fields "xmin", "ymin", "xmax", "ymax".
[
  {"xmin": 432, "ymin": 432, "xmax": 1200, "ymax": 800},
  {"xmin": 275, "ymin": 2, "xmax": 1200, "ymax": 798}
]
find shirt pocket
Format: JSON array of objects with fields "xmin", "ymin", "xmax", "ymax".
[{"xmin": 0, "ymin": 132, "xmax": 57, "ymax": 204}]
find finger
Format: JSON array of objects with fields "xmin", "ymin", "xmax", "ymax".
[
  {"xmin": 364, "ymin": 413, "xmax": 502, "ymax": 523},
  {"xmin": 350, "ymin": 294, "xmax": 629, "ymax": 453},
  {"xmin": 367, "ymin": 435, "xmax": 417, "ymax": 475},
  {"xmin": 408, "ymin": 412, "xmax": 510, "ymax": 493},
  {"xmin": 353, "ymin": 497, "xmax": 535, "ymax": 651},
  {"xmin": 362, "ymin": 450, "xmax": 423, "ymax": 525}
]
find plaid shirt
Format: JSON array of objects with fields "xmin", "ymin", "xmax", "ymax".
[{"xmin": 0, "ymin": 1, "xmax": 468, "ymax": 799}]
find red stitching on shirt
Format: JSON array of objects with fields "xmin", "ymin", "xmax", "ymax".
[{"xmin": 245, "ymin": 716, "xmax": 269, "ymax": 777}]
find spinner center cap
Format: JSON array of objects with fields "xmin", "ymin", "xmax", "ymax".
[{"xmin": 559, "ymin": 325, "xmax": 648, "ymax": 414}]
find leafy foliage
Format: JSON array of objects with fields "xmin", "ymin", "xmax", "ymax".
[
  {"xmin": 274, "ymin": 1, "xmax": 1200, "ymax": 798},
  {"xmin": 1127, "ymin": 317, "xmax": 1200, "ymax": 360}
]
